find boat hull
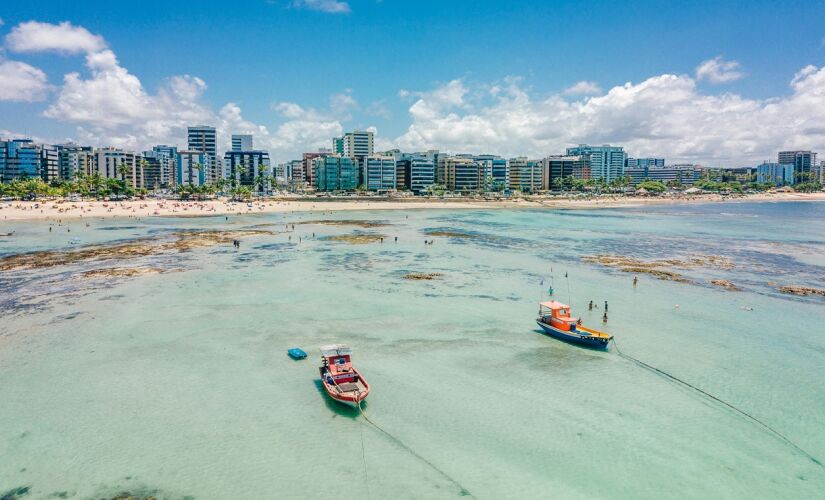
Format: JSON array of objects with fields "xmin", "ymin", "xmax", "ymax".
[
  {"xmin": 319, "ymin": 367, "xmax": 370, "ymax": 407},
  {"xmin": 536, "ymin": 320, "xmax": 611, "ymax": 349}
]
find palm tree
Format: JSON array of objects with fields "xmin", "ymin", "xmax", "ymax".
[
  {"xmin": 117, "ymin": 162, "xmax": 131, "ymax": 188},
  {"xmin": 254, "ymin": 163, "xmax": 269, "ymax": 198},
  {"xmin": 190, "ymin": 162, "xmax": 203, "ymax": 187}
]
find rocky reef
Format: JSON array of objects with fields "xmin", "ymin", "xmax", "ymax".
[
  {"xmin": 778, "ymin": 285, "xmax": 825, "ymax": 297},
  {"xmin": 324, "ymin": 233, "xmax": 386, "ymax": 244},
  {"xmin": 300, "ymin": 219, "xmax": 390, "ymax": 228},
  {"xmin": 403, "ymin": 272, "xmax": 444, "ymax": 280},
  {"xmin": 582, "ymin": 254, "xmax": 735, "ymax": 284},
  {"xmin": 79, "ymin": 267, "xmax": 167, "ymax": 279},
  {"xmin": 709, "ymin": 279, "xmax": 741, "ymax": 291},
  {"xmin": 424, "ymin": 230, "xmax": 478, "ymax": 239},
  {"xmin": 0, "ymin": 230, "xmax": 272, "ymax": 272}
]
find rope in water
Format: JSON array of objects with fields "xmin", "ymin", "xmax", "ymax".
[
  {"xmin": 357, "ymin": 398, "xmax": 474, "ymax": 498},
  {"xmin": 611, "ymin": 338, "xmax": 823, "ymax": 469},
  {"xmin": 357, "ymin": 391, "xmax": 371, "ymax": 500}
]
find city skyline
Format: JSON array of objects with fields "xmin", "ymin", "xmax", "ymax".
[{"xmin": 2, "ymin": 1, "xmax": 825, "ymax": 165}]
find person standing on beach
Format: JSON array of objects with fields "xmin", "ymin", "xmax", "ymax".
[{"xmin": 604, "ymin": 301, "xmax": 608, "ymax": 312}]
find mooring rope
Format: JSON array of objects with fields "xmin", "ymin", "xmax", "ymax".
[
  {"xmin": 356, "ymin": 390, "xmax": 371, "ymax": 500},
  {"xmin": 611, "ymin": 339, "xmax": 822, "ymax": 469},
  {"xmin": 357, "ymin": 398, "xmax": 474, "ymax": 498}
]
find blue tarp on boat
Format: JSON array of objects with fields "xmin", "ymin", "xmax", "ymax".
[{"xmin": 287, "ymin": 348, "xmax": 307, "ymax": 359}]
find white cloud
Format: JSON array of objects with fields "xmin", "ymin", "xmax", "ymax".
[
  {"xmin": 0, "ymin": 18, "xmax": 5, "ymax": 27},
  {"xmin": 329, "ymin": 90, "xmax": 357, "ymax": 115},
  {"xmin": 5, "ymin": 21, "xmax": 106, "ymax": 54},
  {"xmin": 0, "ymin": 59, "xmax": 51, "ymax": 101},
  {"xmin": 394, "ymin": 67, "xmax": 825, "ymax": 166},
  {"xmin": 290, "ymin": 0, "xmax": 351, "ymax": 14},
  {"xmin": 44, "ymin": 49, "xmax": 214, "ymax": 150},
  {"xmin": 366, "ymin": 99, "xmax": 392, "ymax": 119},
  {"xmin": 696, "ymin": 56, "xmax": 745, "ymax": 83},
  {"xmin": 264, "ymin": 99, "xmax": 348, "ymax": 160},
  {"xmin": 563, "ymin": 80, "xmax": 602, "ymax": 96}
]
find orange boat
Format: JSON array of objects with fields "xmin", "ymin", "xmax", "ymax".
[
  {"xmin": 319, "ymin": 344, "xmax": 370, "ymax": 407},
  {"xmin": 536, "ymin": 301, "xmax": 613, "ymax": 348}
]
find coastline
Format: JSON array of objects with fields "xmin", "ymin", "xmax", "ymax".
[{"xmin": 1, "ymin": 191, "xmax": 824, "ymax": 222}]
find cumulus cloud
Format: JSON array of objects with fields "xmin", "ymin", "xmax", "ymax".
[
  {"xmin": 394, "ymin": 67, "xmax": 825, "ymax": 166},
  {"xmin": 366, "ymin": 99, "xmax": 392, "ymax": 119},
  {"xmin": 264, "ymin": 99, "xmax": 349, "ymax": 160},
  {"xmin": 696, "ymin": 56, "xmax": 745, "ymax": 83},
  {"xmin": 0, "ymin": 59, "xmax": 51, "ymax": 101},
  {"xmin": 43, "ymin": 48, "xmax": 214, "ymax": 150},
  {"xmin": 5, "ymin": 21, "xmax": 106, "ymax": 54},
  {"xmin": 563, "ymin": 80, "xmax": 602, "ymax": 96},
  {"xmin": 290, "ymin": 0, "xmax": 350, "ymax": 14},
  {"xmin": 329, "ymin": 90, "xmax": 357, "ymax": 115}
]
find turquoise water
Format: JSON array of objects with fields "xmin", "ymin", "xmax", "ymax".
[{"xmin": 1, "ymin": 202, "xmax": 824, "ymax": 499}]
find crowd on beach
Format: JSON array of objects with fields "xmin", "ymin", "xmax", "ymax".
[{"xmin": 1, "ymin": 191, "xmax": 825, "ymax": 222}]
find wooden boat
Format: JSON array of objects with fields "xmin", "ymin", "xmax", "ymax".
[
  {"xmin": 287, "ymin": 348, "xmax": 307, "ymax": 360},
  {"xmin": 319, "ymin": 344, "xmax": 370, "ymax": 407},
  {"xmin": 536, "ymin": 301, "xmax": 613, "ymax": 349}
]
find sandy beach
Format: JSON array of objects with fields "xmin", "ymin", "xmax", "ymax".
[{"xmin": 0, "ymin": 191, "xmax": 823, "ymax": 222}]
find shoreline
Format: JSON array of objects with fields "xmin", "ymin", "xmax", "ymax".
[{"xmin": 1, "ymin": 191, "xmax": 824, "ymax": 222}]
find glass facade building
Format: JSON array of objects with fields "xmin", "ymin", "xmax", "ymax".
[
  {"xmin": 566, "ymin": 144, "xmax": 626, "ymax": 182},
  {"xmin": 508, "ymin": 157, "xmax": 542, "ymax": 192},
  {"xmin": 756, "ymin": 163, "xmax": 795, "ymax": 186},
  {"xmin": 0, "ymin": 139, "xmax": 40, "ymax": 182},
  {"xmin": 313, "ymin": 156, "xmax": 358, "ymax": 191},
  {"xmin": 223, "ymin": 151, "xmax": 270, "ymax": 187},
  {"xmin": 364, "ymin": 156, "xmax": 396, "ymax": 191}
]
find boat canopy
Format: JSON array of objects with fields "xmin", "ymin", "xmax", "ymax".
[
  {"xmin": 539, "ymin": 301, "xmax": 570, "ymax": 310},
  {"xmin": 320, "ymin": 344, "xmax": 352, "ymax": 357}
]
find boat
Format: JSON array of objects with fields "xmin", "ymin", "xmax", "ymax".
[
  {"xmin": 536, "ymin": 301, "xmax": 613, "ymax": 349},
  {"xmin": 287, "ymin": 348, "xmax": 307, "ymax": 360},
  {"xmin": 318, "ymin": 344, "xmax": 370, "ymax": 407}
]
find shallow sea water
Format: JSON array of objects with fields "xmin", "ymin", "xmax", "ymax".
[{"xmin": 1, "ymin": 201, "xmax": 824, "ymax": 499}]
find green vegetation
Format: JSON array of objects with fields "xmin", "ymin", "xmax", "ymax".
[
  {"xmin": 0, "ymin": 175, "xmax": 148, "ymax": 199},
  {"xmin": 636, "ymin": 180, "xmax": 666, "ymax": 193}
]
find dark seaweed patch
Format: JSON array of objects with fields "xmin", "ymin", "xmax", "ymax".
[{"xmin": 1, "ymin": 486, "xmax": 30, "ymax": 500}]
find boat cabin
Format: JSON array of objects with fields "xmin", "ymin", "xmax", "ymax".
[
  {"xmin": 538, "ymin": 301, "xmax": 578, "ymax": 332},
  {"xmin": 320, "ymin": 344, "xmax": 358, "ymax": 385}
]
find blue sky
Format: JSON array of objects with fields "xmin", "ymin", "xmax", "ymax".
[{"xmin": 2, "ymin": 0, "xmax": 825, "ymax": 164}]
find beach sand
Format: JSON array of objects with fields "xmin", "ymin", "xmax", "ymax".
[{"xmin": 1, "ymin": 191, "xmax": 823, "ymax": 222}]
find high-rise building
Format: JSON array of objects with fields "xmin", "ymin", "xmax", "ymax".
[
  {"xmin": 540, "ymin": 155, "xmax": 591, "ymax": 189},
  {"xmin": 313, "ymin": 155, "xmax": 358, "ymax": 191},
  {"xmin": 148, "ymin": 145, "xmax": 178, "ymax": 188},
  {"xmin": 59, "ymin": 145, "xmax": 94, "ymax": 180},
  {"xmin": 287, "ymin": 159, "xmax": 305, "ymax": 186},
  {"xmin": 508, "ymin": 157, "xmax": 542, "ymax": 193},
  {"xmin": 566, "ymin": 144, "xmax": 626, "ymax": 182},
  {"xmin": 625, "ymin": 165, "xmax": 701, "ymax": 185},
  {"xmin": 342, "ymin": 131, "xmax": 374, "ymax": 159},
  {"xmin": 223, "ymin": 150, "xmax": 271, "ymax": 188},
  {"xmin": 187, "ymin": 126, "xmax": 217, "ymax": 157},
  {"xmin": 176, "ymin": 151, "xmax": 211, "ymax": 187},
  {"xmin": 231, "ymin": 134, "xmax": 253, "ymax": 152},
  {"xmin": 396, "ymin": 155, "xmax": 436, "ymax": 194},
  {"xmin": 439, "ymin": 156, "xmax": 481, "ymax": 192},
  {"xmin": 627, "ymin": 157, "xmax": 665, "ymax": 169},
  {"xmin": 757, "ymin": 163, "xmax": 795, "ymax": 186},
  {"xmin": 93, "ymin": 148, "xmax": 143, "ymax": 189},
  {"xmin": 364, "ymin": 156, "xmax": 396, "ymax": 191},
  {"xmin": 472, "ymin": 155, "xmax": 509, "ymax": 191},
  {"xmin": 302, "ymin": 151, "xmax": 331, "ymax": 186},
  {"xmin": 39, "ymin": 144, "xmax": 60, "ymax": 182},
  {"xmin": 0, "ymin": 139, "xmax": 39, "ymax": 182},
  {"xmin": 777, "ymin": 151, "xmax": 817, "ymax": 182},
  {"xmin": 332, "ymin": 137, "xmax": 344, "ymax": 155}
]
